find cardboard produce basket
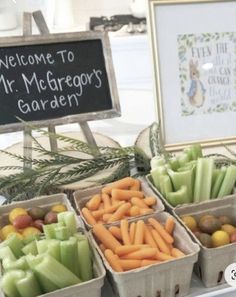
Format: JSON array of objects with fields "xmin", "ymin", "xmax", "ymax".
[
  {"xmin": 91, "ymin": 212, "xmax": 200, "ymax": 297},
  {"xmin": 0, "ymin": 193, "xmax": 106, "ymax": 297},
  {"xmin": 73, "ymin": 177, "xmax": 165, "ymax": 229},
  {"xmin": 174, "ymin": 195, "xmax": 236, "ymax": 288}
]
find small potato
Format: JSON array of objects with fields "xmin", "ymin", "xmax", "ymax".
[
  {"xmin": 44, "ymin": 211, "xmax": 58, "ymax": 224},
  {"xmin": 13, "ymin": 215, "xmax": 33, "ymax": 229},
  {"xmin": 33, "ymin": 219, "xmax": 44, "ymax": 231}
]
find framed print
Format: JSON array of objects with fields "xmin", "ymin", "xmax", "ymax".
[{"xmin": 148, "ymin": 0, "xmax": 236, "ymax": 150}]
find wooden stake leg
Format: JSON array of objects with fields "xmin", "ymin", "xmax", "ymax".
[{"xmin": 79, "ymin": 122, "xmax": 100, "ymax": 155}]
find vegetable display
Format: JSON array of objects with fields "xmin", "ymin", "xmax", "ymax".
[
  {"xmin": 0, "ymin": 211, "xmax": 93, "ymax": 297},
  {"xmin": 150, "ymin": 144, "xmax": 236, "ymax": 206},
  {"xmin": 81, "ymin": 177, "xmax": 157, "ymax": 225},
  {"xmin": 92, "ymin": 217, "xmax": 186, "ymax": 272}
]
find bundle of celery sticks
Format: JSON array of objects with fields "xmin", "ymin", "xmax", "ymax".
[
  {"xmin": 150, "ymin": 145, "xmax": 236, "ymax": 207},
  {"xmin": 0, "ymin": 211, "xmax": 93, "ymax": 297}
]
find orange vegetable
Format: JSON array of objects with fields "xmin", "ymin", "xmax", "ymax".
[
  {"xmin": 148, "ymin": 218, "xmax": 174, "ymax": 244},
  {"xmin": 143, "ymin": 197, "xmax": 157, "ymax": 206},
  {"xmin": 129, "ymin": 222, "xmax": 136, "ymax": 244},
  {"xmin": 165, "ymin": 217, "xmax": 175, "ymax": 235},
  {"xmin": 103, "ymin": 213, "xmax": 112, "ymax": 222},
  {"xmin": 102, "ymin": 193, "xmax": 111, "ymax": 209},
  {"xmin": 141, "ymin": 259, "xmax": 161, "ymax": 267},
  {"xmin": 121, "ymin": 248, "xmax": 157, "ymax": 260},
  {"xmin": 108, "ymin": 203, "xmax": 132, "ymax": 223},
  {"xmin": 144, "ymin": 225, "xmax": 158, "ymax": 248},
  {"xmin": 129, "ymin": 206, "xmax": 140, "ymax": 217},
  {"xmin": 119, "ymin": 259, "xmax": 141, "ymax": 270},
  {"xmin": 102, "ymin": 177, "xmax": 135, "ymax": 194},
  {"xmin": 156, "ymin": 250, "xmax": 175, "ymax": 261},
  {"xmin": 104, "ymin": 249, "xmax": 123, "ymax": 272},
  {"xmin": 134, "ymin": 220, "xmax": 145, "ymax": 245},
  {"xmin": 171, "ymin": 248, "xmax": 185, "ymax": 258},
  {"xmin": 139, "ymin": 208, "xmax": 154, "ymax": 216},
  {"xmin": 151, "ymin": 229, "xmax": 171, "ymax": 255},
  {"xmin": 109, "ymin": 226, "xmax": 122, "ymax": 241},
  {"xmin": 131, "ymin": 197, "xmax": 149, "ymax": 209},
  {"xmin": 112, "ymin": 189, "xmax": 144, "ymax": 201},
  {"xmin": 120, "ymin": 219, "xmax": 131, "ymax": 245},
  {"xmin": 130, "ymin": 179, "xmax": 141, "ymax": 191},
  {"xmin": 92, "ymin": 202, "xmax": 124, "ymax": 220},
  {"xmin": 86, "ymin": 194, "xmax": 102, "ymax": 211},
  {"xmin": 99, "ymin": 244, "xmax": 106, "ymax": 252},
  {"xmin": 115, "ymin": 245, "xmax": 141, "ymax": 256},
  {"xmin": 98, "ymin": 203, "xmax": 104, "ymax": 210},
  {"xmin": 81, "ymin": 208, "xmax": 97, "ymax": 226},
  {"xmin": 93, "ymin": 224, "xmax": 122, "ymax": 252}
]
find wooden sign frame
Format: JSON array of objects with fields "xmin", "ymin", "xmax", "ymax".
[{"xmin": 0, "ymin": 27, "xmax": 120, "ymax": 134}]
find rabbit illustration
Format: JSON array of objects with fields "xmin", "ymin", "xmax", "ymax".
[{"xmin": 187, "ymin": 60, "xmax": 206, "ymax": 107}]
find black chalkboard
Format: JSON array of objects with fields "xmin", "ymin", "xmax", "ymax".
[{"xmin": 0, "ymin": 33, "xmax": 119, "ymax": 128}]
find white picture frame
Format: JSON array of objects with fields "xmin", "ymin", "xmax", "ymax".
[{"xmin": 148, "ymin": 0, "xmax": 236, "ymax": 150}]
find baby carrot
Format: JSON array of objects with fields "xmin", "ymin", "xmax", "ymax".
[
  {"xmin": 104, "ymin": 249, "xmax": 123, "ymax": 272},
  {"xmin": 141, "ymin": 259, "xmax": 161, "ymax": 267},
  {"xmin": 148, "ymin": 218, "xmax": 174, "ymax": 244},
  {"xmin": 171, "ymin": 248, "xmax": 185, "ymax": 258},
  {"xmin": 151, "ymin": 229, "xmax": 171, "ymax": 255},
  {"xmin": 93, "ymin": 224, "xmax": 122, "ymax": 252},
  {"xmin": 130, "ymin": 179, "xmax": 141, "ymax": 191},
  {"xmin": 103, "ymin": 213, "xmax": 112, "ymax": 222},
  {"xmin": 112, "ymin": 189, "xmax": 144, "ymax": 201},
  {"xmin": 139, "ymin": 208, "xmax": 154, "ymax": 216},
  {"xmin": 92, "ymin": 202, "xmax": 124, "ymax": 219},
  {"xmin": 121, "ymin": 248, "xmax": 157, "ymax": 260},
  {"xmin": 165, "ymin": 217, "xmax": 175, "ymax": 235},
  {"xmin": 115, "ymin": 245, "xmax": 141, "ymax": 256},
  {"xmin": 131, "ymin": 197, "xmax": 149, "ymax": 209},
  {"xmin": 129, "ymin": 206, "xmax": 140, "ymax": 217},
  {"xmin": 143, "ymin": 197, "xmax": 157, "ymax": 206},
  {"xmin": 108, "ymin": 203, "xmax": 132, "ymax": 223},
  {"xmin": 98, "ymin": 202, "xmax": 104, "ymax": 210},
  {"xmin": 102, "ymin": 177, "xmax": 135, "ymax": 194},
  {"xmin": 109, "ymin": 226, "xmax": 122, "ymax": 241},
  {"xmin": 119, "ymin": 259, "xmax": 141, "ymax": 271},
  {"xmin": 120, "ymin": 219, "xmax": 131, "ymax": 245},
  {"xmin": 144, "ymin": 225, "xmax": 158, "ymax": 248},
  {"xmin": 134, "ymin": 220, "xmax": 145, "ymax": 244},
  {"xmin": 86, "ymin": 194, "xmax": 102, "ymax": 211},
  {"xmin": 129, "ymin": 222, "xmax": 136, "ymax": 244},
  {"xmin": 102, "ymin": 193, "xmax": 111, "ymax": 209},
  {"xmin": 81, "ymin": 207, "xmax": 97, "ymax": 226},
  {"xmin": 156, "ymin": 250, "xmax": 175, "ymax": 261}
]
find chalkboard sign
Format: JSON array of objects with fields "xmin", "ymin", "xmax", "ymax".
[{"xmin": 0, "ymin": 32, "xmax": 120, "ymax": 132}]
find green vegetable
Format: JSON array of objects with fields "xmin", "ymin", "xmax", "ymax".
[
  {"xmin": 211, "ymin": 167, "xmax": 226, "ymax": 198},
  {"xmin": 150, "ymin": 156, "xmax": 165, "ymax": 169},
  {"xmin": 160, "ymin": 175, "xmax": 173, "ymax": 197},
  {"xmin": 0, "ymin": 269, "xmax": 25, "ymax": 297},
  {"xmin": 77, "ymin": 239, "xmax": 93, "ymax": 281},
  {"xmin": 15, "ymin": 270, "xmax": 42, "ymax": 297},
  {"xmin": 2, "ymin": 257, "xmax": 28, "ymax": 272},
  {"xmin": 73, "ymin": 233, "xmax": 87, "ymax": 241},
  {"xmin": 150, "ymin": 166, "xmax": 167, "ymax": 191},
  {"xmin": 47, "ymin": 240, "xmax": 60, "ymax": 261},
  {"xmin": 58, "ymin": 211, "xmax": 77, "ymax": 236},
  {"xmin": 168, "ymin": 157, "xmax": 179, "ymax": 171},
  {"xmin": 23, "ymin": 234, "xmax": 40, "ymax": 245},
  {"xmin": 217, "ymin": 165, "xmax": 236, "ymax": 198},
  {"xmin": 55, "ymin": 226, "xmax": 70, "ymax": 241},
  {"xmin": 36, "ymin": 239, "xmax": 51, "ymax": 254},
  {"xmin": 60, "ymin": 237, "xmax": 78, "ymax": 276},
  {"xmin": 166, "ymin": 185, "xmax": 188, "ymax": 207},
  {"xmin": 194, "ymin": 158, "xmax": 214, "ymax": 202},
  {"xmin": 22, "ymin": 241, "xmax": 37, "ymax": 256},
  {"xmin": 33, "ymin": 254, "xmax": 81, "ymax": 288},
  {"xmin": 178, "ymin": 153, "xmax": 190, "ymax": 167},
  {"xmin": 0, "ymin": 246, "xmax": 16, "ymax": 261},
  {"xmin": 3, "ymin": 234, "xmax": 24, "ymax": 259}
]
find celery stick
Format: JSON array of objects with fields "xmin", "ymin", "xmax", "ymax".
[
  {"xmin": 23, "ymin": 234, "xmax": 40, "ymax": 245},
  {"xmin": 150, "ymin": 156, "xmax": 165, "ymax": 169},
  {"xmin": 73, "ymin": 233, "xmax": 86, "ymax": 242},
  {"xmin": 34, "ymin": 255, "xmax": 81, "ymax": 288},
  {"xmin": 160, "ymin": 175, "xmax": 173, "ymax": 197},
  {"xmin": 169, "ymin": 157, "xmax": 179, "ymax": 171},
  {"xmin": 168, "ymin": 168, "xmax": 194, "ymax": 203},
  {"xmin": 43, "ymin": 224, "xmax": 56, "ymax": 239},
  {"xmin": 191, "ymin": 144, "xmax": 203, "ymax": 160},
  {"xmin": 211, "ymin": 167, "xmax": 226, "ymax": 198},
  {"xmin": 2, "ymin": 257, "xmax": 28, "ymax": 272},
  {"xmin": 4, "ymin": 234, "xmax": 24, "ymax": 258},
  {"xmin": 22, "ymin": 241, "xmax": 38, "ymax": 256},
  {"xmin": 0, "ymin": 246, "xmax": 16, "ymax": 261},
  {"xmin": 77, "ymin": 239, "xmax": 93, "ymax": 281},
  {"xmin": 48, "ymin": 240, "xmax": 60, "ymax": 262},
  {"xmin": 55, "ymin": 226, "xmax": 70, "ymax": 241},
  {"xmin": 194, "ymin": 158, "xmax": 214, "ymax": 202},
  {"xmin": 0, "ymin": 270, "xmax": 25, "ymax": 297},
  {"xmin": 15, "ymin": 270, "xmax": 42, "ymax": 297},
  {"xmin": 178, "ymin": 153, "xmax": 190, "ymax": 167},
  {"xmin": 217, "ymin": 165, "xmax": 236, "ymax": 198},
  {"xmin": 58, "ymin": 211, "xmax": 77, "ymax": 236},
  {"xmin": 26, "ymin": 255, "xmax": 59, "ymax": 294},
  {"xmin": 36, "ymin": 239, "xmax": 51, "ymax": 254},
  {"xmin": 60, "ymin": 237, "xmax": 78, "ymax": 276},
  {"xmin": 150, "ymin": 166, "xmax": 167, "ymax": 191},
  {"xmin": 183, "ymin": 147, "xmax": 193, "ymax": 161},
  {"xmin": 166, "ymin": 185, "xmax": 188, "ymax": 207}
]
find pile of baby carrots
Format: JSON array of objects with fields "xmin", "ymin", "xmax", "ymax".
[
  {"xmin": 93, "ymin": 216, "xmax": 186, "ymax": 272},
  {"xmin": 81, "ymin": 177, "xmax": 157, "ymax": 225}
]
